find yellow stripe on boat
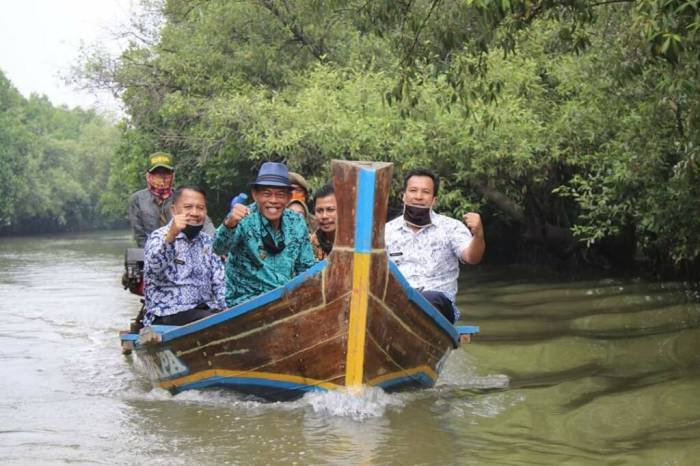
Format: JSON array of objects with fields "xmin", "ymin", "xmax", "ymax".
[
  {"xmin": 367, "ymin": 365, "xmax": 438, "ymax": 387},
  {"xmin": 345, "ymin": 252, "xmax": 371, "ymax": 387},
  {"xmin": 159, "ymin": 369, "xmax": 343, "ymax": 391}
]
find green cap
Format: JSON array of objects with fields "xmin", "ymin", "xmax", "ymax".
[{"xmin": 147, "ymin": 152, "xmax": 174, "ymax": 172}]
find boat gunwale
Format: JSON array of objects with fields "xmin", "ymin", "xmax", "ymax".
[
  {"xmin": 154, "ymin": 259, "xmax": 329, "ymax": 344},
  {"xmin": 124, "ymin": 258, "xmax": 463, "ymax": 349}
]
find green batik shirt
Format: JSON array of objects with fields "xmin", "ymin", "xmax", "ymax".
[{"xmin": 212, "ymin": 204, "xmax": 316, "ymax": 307}]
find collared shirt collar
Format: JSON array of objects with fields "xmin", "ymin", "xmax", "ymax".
[
  {"xmin": 256, "ymin": 208, "xmax": 286, "ymax": 246},
  {"xmin": 150, "ymin": 190, "xmax": 169, "ymax": 204},
  {"xmin": 258, "ymin": 209, "xmax": 279, "ymax": 231}
]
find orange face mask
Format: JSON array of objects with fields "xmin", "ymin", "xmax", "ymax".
[{"xmin": 290, "ymin": 190, "xmax": 306, "ymax": 203}]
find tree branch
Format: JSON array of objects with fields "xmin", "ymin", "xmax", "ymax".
[
  {"xmin": 257, "ymin": 0, "xmax": 328, "ymax": 61},
  {"xmin": 590, "ymin": 0, "xmax": 635, "ymax": 7},
  {"xmin": 404, "ymin": 0, "xmax": 443, "ymax": 64}
]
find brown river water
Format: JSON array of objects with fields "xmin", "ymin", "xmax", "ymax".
[{"xmin": 1, "ymin": 231, "xmax": 699, "ymax": 465}]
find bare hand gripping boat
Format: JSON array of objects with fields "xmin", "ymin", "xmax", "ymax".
[{"xmin": 120, "ymin": 160, "xmax": 478, "ymax": 400}]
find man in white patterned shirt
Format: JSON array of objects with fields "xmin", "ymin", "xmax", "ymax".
[{"xmin": 385, "ymin": 168, "xmax": 485, "ymax": 324}]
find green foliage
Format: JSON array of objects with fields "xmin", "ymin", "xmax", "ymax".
[
  {"xmin": 0, "ymin": 73, "xmax": 32, "ymax": 226},
  {"xmin": 0, "ymin": 70, "xmax": 121, "ymax": 233},
  {"xmin": 551, "ymin": 5, "xmax": 700, "ymax": 271},
  {"xmin": 98, "ymin": 124, "xmax": 155, "ymax": 220},
  {"xmin": 76, "ymin": 0, "xmax": 700, "ymax": 276}
]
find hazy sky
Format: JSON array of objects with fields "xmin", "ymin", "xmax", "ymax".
[{"xmin": 0, "ymin": 0, "xmax": 137, "ymax": 112}]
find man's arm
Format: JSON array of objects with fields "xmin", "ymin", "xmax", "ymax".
[
  {"xmin": 128, "ymin": 193, "xmax": 147, "ymax": 247},
  {"xmin": 143, "ymin": 231, "xmax": 176, "ymax": 278},
  {"xmin": 293, "ymin": 216, "xmax": 316, "ymax": 274},
  {"xmin": 295, "ymin": 235, "xmax": 317, "ymax": 274},
  {"xmin": 212, "ymin": 223, "xmax": 238, "ymax": 256},
  {"xmin": 146, "ymin": 214, "xmax": 189, "ymax": 276},
  {"xmin": 212, "ymin": 204, "xmax": 248, "ymax": 255},
  {"xmin": 460, "ymin": 212, "xmax": 485, "ymax": 265}
]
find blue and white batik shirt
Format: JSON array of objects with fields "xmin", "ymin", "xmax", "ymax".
[
  {"xmin": 143, "ymin": 222, "xmax": 227, "ymax": 326},
  {"xmin": 384, "ymin": 210, "xmax": 473, "ymax": 318}
]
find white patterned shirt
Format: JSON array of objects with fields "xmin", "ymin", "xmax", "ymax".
[{"xmin": 384, "ymin": 211, "xmax": 473, "ymax": 303}]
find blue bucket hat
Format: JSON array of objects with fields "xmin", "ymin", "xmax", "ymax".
[{"xmin": 251, "ymin": 162, "xmax": 291, "ymax": 188}]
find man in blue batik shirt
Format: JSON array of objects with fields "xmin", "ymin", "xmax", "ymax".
[{"xmin": 143, "ymin": 185, "xmax": 227, "ymax": 327}]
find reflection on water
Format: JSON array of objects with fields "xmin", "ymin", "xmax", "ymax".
[{"xmin": 1, "ymin": 231, "xmax": 700, "ymax": 465}]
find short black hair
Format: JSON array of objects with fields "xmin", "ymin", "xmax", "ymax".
[
  {"xmin": 173, "ymin": 185, "xmax": 207, "ymax": 204},
  {"xmin": 403, "ymin": 168, "xmax": 439, "ymax": 196},
  {"xmin": 313, "ymin": 184, "xmax": 334, "ymax": 204}
]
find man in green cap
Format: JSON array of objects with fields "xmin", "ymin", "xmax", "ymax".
[{"xmin": 128, "ymin": 152, "xmax": 214, "ymax": 247}]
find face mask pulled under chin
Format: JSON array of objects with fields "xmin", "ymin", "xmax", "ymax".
[
  {"xmin": 182, "ymin": 223, "xmax": 204, "ymax": 240},
  {"xmin": 403, "ymin": 203, "xmax": 432, "ymax": 228}
]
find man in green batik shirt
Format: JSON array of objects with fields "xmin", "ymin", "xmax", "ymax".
[{"xmin": 213, "ymin": 162, "xmax": 316, "ymax": 307}]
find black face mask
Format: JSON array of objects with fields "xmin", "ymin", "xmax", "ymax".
[
  {"xmin": 316, "ymin": 230, "xmax": 334, "ymax": 255},
  {"xmin": 259, "ymin": 212, "xmax": 286, "ymax": 255},
  {"xmin": 182, "ymin": 223, "xmax": 204, "ymax": 240},
  {"xmin": 403, "ymin": 204, "xmax": 432, "ymax": 228},
  {"xmin": 262, "ymin": 232, "xmax": 285, "ymax": 255}
]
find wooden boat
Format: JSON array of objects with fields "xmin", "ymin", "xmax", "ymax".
[{"xmin": 120, "ymin": 160, "xmax": 478, "ymax": 401}]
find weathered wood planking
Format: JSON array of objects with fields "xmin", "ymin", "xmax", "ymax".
[{"xmin": 120, "ymin": 160, "xmax": 473, "ymax": 401}]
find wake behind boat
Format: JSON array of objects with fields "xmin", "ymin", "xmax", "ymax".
[{"xmin": 120, "ymin": 160, "xmax": 478, "ymax": 401}]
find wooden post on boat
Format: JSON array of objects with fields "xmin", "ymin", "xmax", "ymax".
[{"xmin": 329, "ymin": 160, "xmax": 393, "ymax": 390}]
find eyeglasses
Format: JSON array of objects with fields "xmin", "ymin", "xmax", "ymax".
[{"xmin": 257, "ymin": 189, "xmax": 289, "ymax": 200}]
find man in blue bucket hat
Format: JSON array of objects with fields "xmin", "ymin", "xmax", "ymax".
[{"xmin": 213, "ymin": 162, "xmax": 316, "ymax": 306}]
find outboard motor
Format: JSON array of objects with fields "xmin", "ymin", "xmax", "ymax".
[
  {"xmin": 122, "ymin": 248, "xmax": 145, "ymax": 296},
  {"xmin": 122, "ymin": 248, "xmax": 146, "ymax": 334}
]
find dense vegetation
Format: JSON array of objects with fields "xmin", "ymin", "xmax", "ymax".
[
  {"xmin": 0, "ymin": 71, "xmax": 122, "ymax": 234},
  {"xmin": 31, "ymin": 0, "xmax": 700, "ymax": 277}
]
